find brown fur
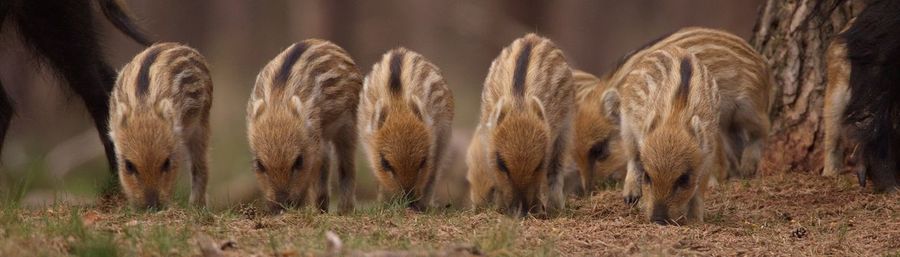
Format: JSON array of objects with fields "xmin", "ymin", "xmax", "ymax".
[
  {"xmin": 247, "ymin": 39, "xmax": 362, "ymax": 213},
  {"xmin": 609, "ymin": 47, "xmax": 721, "ymax": 224},
  {"xmin": 467, "ymin": 34, "xmax": 574, "ymax": 216},
  {"xmin": 823, "ymin": 20, "xmax": 855, "ymax": 177},
  {"xmin": 570, "ymin": 69, "xmax": 627, "ymax": 195},
  {"xmin": 109, "ymin": 43, "xmax": 213, "ymax": 209},
  {"xmin": 359, "ymin": 48, "xmax": 454, "ymax": 210},
  {"xmin": 605, "ymin": 27, "xmax": 771, "ymax": 203}
]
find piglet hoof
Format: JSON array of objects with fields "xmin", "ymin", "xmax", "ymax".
[
  {"xmin": 623, "ymin": 193, "xmax": 641, "ymax": 207},
  {"xmin": 337, "ymin": 202, "xmax": 354, "ymax": 215},
  {"xmin": 738, "ymin": 162, "xmax": 758, "ymax": 178},
  {"xmin": 622, "ymin": 184, "xmax": 642, "ymax": 207},
  {"xmin": 822, "ymin": 165, "xmax": 840, "ymax": 177},
  {"xmin": 190, "ymin": 195, "xmax": 207, "ymax": 208},
  {"xmin": 407, "ymin": 201, "xmax": 428, "ymax": 213}
]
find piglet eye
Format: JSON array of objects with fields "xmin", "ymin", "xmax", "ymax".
[
  {"xmin": 534, "ymin": 160, "xmax": 544, "ymax": 174},
  {"xmin": 676, "ymin": 173, "xmax": 691, "ymax": 188},
  {"xmin": 589, "ymin": 140, "xmax": 609, "ymax": 161},
  {"xmin": 292, "ymin": 155, "xmax": 303, "ymax": 172},
  {"xmin": 418, "ymin": 158, "xmax": 427, "ymax": 171},
  {"xmin": 125, "ymin": 160, "xmax": 137, "ymax": 175},
  {"xmin": 161, "ymin": 158, "xmax": 172, "ymax": 172},
  {"xmin": 380, "ymin": 154, "xmax": 394, "ymax": 173},
  {"xmin": 495, "ymin": 153, "xmax": 510, "ymax": 175},
  {"xmin": 253, "ymin": 159, "xmax": 266, "ymax": 173}
]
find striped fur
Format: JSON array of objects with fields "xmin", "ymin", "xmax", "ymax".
[
  {"xmin": 247, "ymin": 39, "xmax": 362, "ymax": 213},
  {"xmin": 610, "ymin": 27, "xmax": 771, "ymax": 181},
  {"xmin": 823, "ymin": 20, "xmax": 854, "ymax": 177},
  {"xmin": 612, "ymin": 46, "xmax": 721, "ymax": 224},
  {"xmin": 467, "ymin": 34, "xmax": 574, "ymax": 216},
  {"xmin": 573, "ymin": 69, "xmax": 607, "ymax": 101},
  {"xmin": 570, "ymin": 69, "xmax": 627, "ymax": 195},
  {"xmin": 359, "ymin": 48, "xmax": 454, "ymax": 210},
  {"xmin": 575, "ymin": 28, "xmax": 771, "ymax": 204},
  {"xmin": 109, "ymin": 43, "xmax": 213, "ymax": 209}
]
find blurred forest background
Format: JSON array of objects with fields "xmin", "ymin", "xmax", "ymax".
[{"xmin": 0, "ymin": 0, "xmax": 763, "ymax": 209}]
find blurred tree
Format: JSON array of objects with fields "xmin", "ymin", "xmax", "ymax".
[{"xmin": 750, "ymin": 0, "xmax": 861, "ymax": 174}]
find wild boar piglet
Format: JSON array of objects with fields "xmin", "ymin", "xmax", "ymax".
[
  {"xmin": 247, "ymin": 39, "xmax": 362, "ymax": 213},
  {"xmin": 604, "ymin": 27, "xmax": 772, "ymax": 204},
  {"xmin": 467, "ymin": 33, "xmax": 574, "ymax": 217},
  {"xmin": 570, "ymin": 69, "xmax": 626, "ymax": 195},
  {"xmin": 607, "ymin": 46, "xmax": 723, "ymax": 224},
  {"xmin": 110, "ymin": 43, "xmax": 213, "ymax": 209},
  {"xmin": 359, "ymin": 48, "xmax": 454, "ymax": 211}
]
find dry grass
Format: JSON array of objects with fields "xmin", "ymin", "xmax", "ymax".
[{"xmin": 0, "ymin": 173, "xmax": 898, "ymax": 256}]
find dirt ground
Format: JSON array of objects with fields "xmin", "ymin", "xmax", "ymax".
[{"xmin": 0, "ymin": 172, "xmax": 897, "ymax": 256}]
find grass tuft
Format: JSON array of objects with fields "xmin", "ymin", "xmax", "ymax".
[
  {"xmin": 71, "ymin": 233, "xmax": 119, "ymax": 257},
  {"xmin": 476, "ymin": 218, "xmax": 519, "ymax": 256}
]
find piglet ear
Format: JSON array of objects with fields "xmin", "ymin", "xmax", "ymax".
[
  {"xmin": 291, "ymin": 95, "xmax": 318, "ymax": 132},
  {"xmin": 290, "ymin": 95, "xmax": 304, "ymax": 117},
  {"xmin": 690, "ymin": 115, "xmax": 709, "ymax": 152},
  {"xmin": 156, "ymin": 99, "xmax": 175, "ymax": 120},
  {"xmin": 250, "ymin": 99, "xmax": 265, "ymax": 120},
  {"xmin": 112, "ymin": 102, "xmax": 129, "ymax": 128},
  {"xmin": 409, "ymin": 96, "xmax": 432, "ymax": 126},
  {"xmin": 371, "ymin": 100, "xmax": 388, "ymax": 132},
  {"xmin": 644, "ymin": 110, "xmax": 658, "ymax": 134},
  {"xmin": 600, "ymin": 88, "xmax": 620, "ymax": 124},
  {"xmin": 528, "ymin": 96, "xmax": 547, "ymax": 122},
  {"xmin": 488, "ymin": 98, "xmax": 507, "ymax": 129}
]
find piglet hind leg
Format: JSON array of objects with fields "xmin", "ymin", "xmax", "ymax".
[
  {"xmin": 333, "ymin": 124, "xmax": 357, "ymax": 214},
  {"xmin": 735, "ymin": 100, "xmax": 769, "ymax": 178},
  {"xmin": 186, "ymin": 117, "xmax": 210, "ymax": 208},
  {"xmin": 314, "ymin": 145, "xmax": 332, "ymax": 213},
  {"xmin": 545, "ymin": 136, "xmax": 568, "ymax": 215}
]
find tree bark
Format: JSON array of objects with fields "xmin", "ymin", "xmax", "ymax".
[{"xmin": 751, "ymin": 0, "xmax": 860, "ymax": 175}]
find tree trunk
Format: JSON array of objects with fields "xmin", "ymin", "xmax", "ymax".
[{"xmin": 750, "ymin": 0, "xmax": 859, "ymax": 175}]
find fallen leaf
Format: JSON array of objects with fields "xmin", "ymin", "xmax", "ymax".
[
  {"xmin": 274, "ymin": 250, "xmax": 297, "ymax": 257},
  {"xmin": 81, "ymin": 211, "xmax": 101, "ymax": 226}
]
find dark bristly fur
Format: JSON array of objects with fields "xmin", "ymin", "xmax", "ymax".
[
  {"xmin": 98, "ymin": 0, "xmax": 152, "ymax": 46},
  {"xmin": 389, "ymin": 51, "xmax": 405, "ymax": 95},
  {"xmin": 275, "ymin": 42, "xmax": 310, "ymax": 85},
  {"xmin": 677, "ymin": 57, "xmax": 693, "ymax": 106},
  {"xmin": 0, "ymin": 0, "xmax": 150, "ymax": 181},
  {"xmin": 841, "ymin": 0, "xmax": 900, "ymax": 192},
  {"xmin": 136, "ymin": 47, "xmax": 163, "ymax": 98},
  {"xmin": 512, "ymin": 42, "xmax": 533, "ymax": 98}
]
